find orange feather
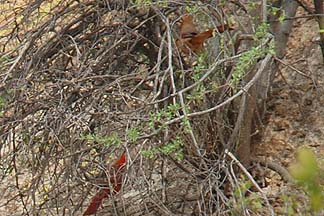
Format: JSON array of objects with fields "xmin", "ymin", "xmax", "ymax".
[{"xmin": 176, "ymin": 15, "xmax": 234, "ymax": 55}]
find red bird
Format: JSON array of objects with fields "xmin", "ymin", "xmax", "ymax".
[
  {"xmin": 83, "ymin": 154, "xmax": 126, "ymax": 215},
  {"xmin": 176, "ymin": 15, "xmax": 234, "ymax": 55}
]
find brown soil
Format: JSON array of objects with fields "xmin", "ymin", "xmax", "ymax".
[{"xmin": 254, "ymin": 7, "xmax": 324, "ymax": 213}]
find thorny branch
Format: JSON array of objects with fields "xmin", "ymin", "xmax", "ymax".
[{"xmin": 0, "ymin": 1, "xmax": 281, "ymax": 215}]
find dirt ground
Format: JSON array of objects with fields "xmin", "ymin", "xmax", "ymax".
[{"xmin": 254, "ymin": 7, "xmax": 324, "ymax": 213}]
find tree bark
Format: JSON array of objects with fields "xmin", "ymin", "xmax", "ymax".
[
  {"xmin": 270, "ymin": 0, "xmax": 299, "ymax": 58},
  {"xmin": 314, "ymin": 0, "xmax": 324, "ymax": 61}
]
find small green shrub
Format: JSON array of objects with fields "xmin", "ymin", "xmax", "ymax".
[{"xmin": 289, "ymin": 148, "xmax": 324, "ymax": 212}]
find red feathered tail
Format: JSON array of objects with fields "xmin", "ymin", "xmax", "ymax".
[{"xmin": 83, "ymin": 154, "xmax": 126, "ymax": 215}]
